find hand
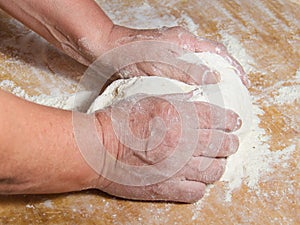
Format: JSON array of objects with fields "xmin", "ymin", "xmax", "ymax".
[
  {"xmin": 101, "ymin": 25, "xmax": 250, "ymax": 87},
  {"xmin": 0, "ymin": 1, "xmax": 249, "ymax": 86},
  {"xmin": 92, "ymin": 93, "xmax": 241, "ymax": 203}
]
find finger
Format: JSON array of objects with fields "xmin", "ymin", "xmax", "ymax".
[
  {"xmin": 148, "ymin": 179, "xmax": 206, "ymax": 203},
  {"xmin": 135, "ymin": 61, "xmax": 220, "ymax": 85},
  {"xmin": 222, "ymin": 55, "xmax": 250, "ymax": 88},
  {"xmin": 102, "ymin": 179, "xmax": 206, "ymax": 203},
  {"xmin": 194, "ymin": 38, "xmax": 250, "ymax": 87},
  {"xmin": 192, "ymin": 102, "xmax": 242, "ymax": 132},
  {"xmin": 124, "ymin": 26, "xmax": 249, "ymax": 87},
  {"xmin": 180, "ymin": 157, "xmax": 226, "ymax": 184},
  {"xmin": 194, "ymin": 38, "xmax": 228, "ymax": 55},
  {"xmin": 193, "ymin": 129, "xmax": 239, "ymax": 157}
]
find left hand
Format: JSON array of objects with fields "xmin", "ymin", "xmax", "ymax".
[{"xmin": 97, "ymin": 25, "xmax": 250, "ymax": 87}]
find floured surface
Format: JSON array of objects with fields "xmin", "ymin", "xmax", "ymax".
[{"xmin": 0, "ymin": 0, "xmax": 299, "ymax": 224}]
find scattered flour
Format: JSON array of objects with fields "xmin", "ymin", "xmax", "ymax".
[
  {"xmin": 0, "ymin": 80, "xmax": 76, "ymax": 110},
  {"xmin": 296, "ymin": 67, "xmax": 300, "ymax": 80},
  {"xmin": 176, "ymin": 13, "xmax": 199, "ymax": 35},
  {"xmin": 219, "ymin": 30, "xmax": 259, "ymax": 75},
  {"xmin": 98, "ymin": 1, "xmax": 178, "ymax": 29},
  {"xmin": 273, "ymin": 84, "xmax": 300, "ymax": 105},
  {"xmin": 42, "ymin": 200, "xmax": 53, "ymax": 209},
  {"xmin": 221, "ymin": 104, "xmax": 295, "ymax": 201},
  {"xmin": 98, "ymin": 1, "xmax": 199, "ymax": 34}
]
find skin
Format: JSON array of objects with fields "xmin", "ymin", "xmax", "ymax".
[
  {"xmin": 94, "ymin": 94, "xmax": 241, "ymax": 202},
  {"xmin": 0, "ymin": 0, "xmax": 247, "ymax": 203}
]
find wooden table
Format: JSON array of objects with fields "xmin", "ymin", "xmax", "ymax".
[{"xmin": 0, "ymin": 0, "xmax": 299, "ymax": 224}]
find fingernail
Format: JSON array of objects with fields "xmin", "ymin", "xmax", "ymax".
[{"xmin": 234, "ymin": 117, "xmax": 242, "ymax": 131}]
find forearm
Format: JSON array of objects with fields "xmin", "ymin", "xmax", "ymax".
[
  {"xmin": 0, "ymin": 90, "xmax": 98, "ymax": 194},
  {"xmin": 0, "ymin": 0, "xmax": 114, "ymax": 65}
]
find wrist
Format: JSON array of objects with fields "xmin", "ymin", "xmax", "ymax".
[
  {"xmin": 74, "ymin": 22, "xmax": 115, "ymax": 65},
  {"xmin": 0, "ymin": 91, "xmax": 99, "ymax": 194},
  {"xmin": 0, "ymin": 0, "xmax": 116, "ymax": 66}
]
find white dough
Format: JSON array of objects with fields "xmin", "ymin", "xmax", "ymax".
[{"xmin": 88, "ymin": 52, "xmax": 252, "ymax": 141}]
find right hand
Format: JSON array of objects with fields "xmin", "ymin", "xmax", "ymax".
[{"xmin": 92, "ymin": 93, "xmax": 241, "ymax": 203}]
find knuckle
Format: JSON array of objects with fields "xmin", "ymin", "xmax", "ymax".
[{"xmin": 209, "ymin": 159, "xmax": 226, "ymax": 181}]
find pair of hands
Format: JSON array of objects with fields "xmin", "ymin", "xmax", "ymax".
[
  {"xmin": 0, "ymin": 0, "xmax": 247, "ymax": 203},
  {"xmin": 83, "ymin": 25, "xmax": 248, "ymax": 203}
]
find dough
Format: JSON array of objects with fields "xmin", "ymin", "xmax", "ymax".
[{"xmin": 88, "ymin": 52, "xmax": 252, "ymax": 140}]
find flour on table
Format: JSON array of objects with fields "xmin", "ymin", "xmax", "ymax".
[{"xmin": 0, "ymin": 79, "xmax": 91, "ymax": 111}]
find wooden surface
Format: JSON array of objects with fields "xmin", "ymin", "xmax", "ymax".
[{"xmin": 0, "ymin": 0, "xmax": 299, "ymax": 224}]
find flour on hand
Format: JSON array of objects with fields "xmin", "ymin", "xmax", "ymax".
[
  {"xmin": 87, "ymin": 52, "xmax": 253, "ymax": 192},
  {"xmin": 88, "ymin": 52, "xmax": 252, "ymax": 140}
]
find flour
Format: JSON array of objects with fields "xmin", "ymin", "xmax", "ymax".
[
  {"xmin": 222, "ymin": 104, "xmax": 295, "ymax": 201},
  {"xmin": 98, "ymin": 1, "xmax": 177, "ymax": 29},
  {"xmin": 42, "ymin": 200, "xmax": 53, "ymax": 209},
  {"xmin": 0, "ymin": 79, "xmax": 87, "ymax": 110},
  {"xmin": 219, "ymin": 31, "xmax": 260, "ymax": 75},
  {"xmin": 97, "ymin": 1, "xmax": 199, "ymax": 34},
  {"xmin": 296, "ymin": 67, "xmax": 300, "ymax": 80},
  {"xmin": 273, "ymin": 84, "xmax": 300, "ymax": 106}
]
